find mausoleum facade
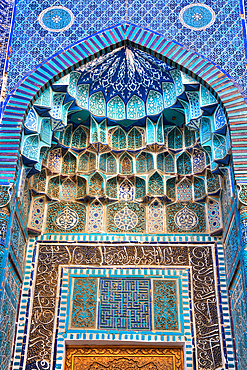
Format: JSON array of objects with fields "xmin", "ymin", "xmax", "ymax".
[{"xmin": 0, "ymin": 1, "xmax": 247, "ymax": 370}]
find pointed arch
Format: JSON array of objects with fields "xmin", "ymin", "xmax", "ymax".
[
  {"xmin": 194, "ymin": 176, "xmax": 206, "ymax": 200},
  {"xmin": 127, "ymin": 95, "xmax": 145, "ymax": 120},
  {"xmin": 3, "ymin": 23, "xmax": 247, "ymax": 185},
  {"xmin": 107, "ymin": 95, "xmax": 125, "ymax": 120},
  {"xmin": 89, "ymin": 91, "xmax": 106, "ymax": 117},
  {"xmin": 166, "ymin": 177, "xmax": 176, "ymax": 200},
  {"xmin": 177, "ymin": 152, "xmax": 192, "ymax": 175},
  {"xmin": 88, "ymin": 200, "xmax": 104, "ymax": 232},
  {"xmin": 176, "ymin": 178, "xmax": 192, "ymax": 201},
  {"xmin": 76, "ymin": 84, "xmax": 89, "ymax": 109},
  {"xmin": 148, "ymin": 172, "xmax": 164, "ymax": 196},
  {"xmin": 76, "ymin": 176, "xmax": 87, "ymax": 199},
  {"xmin": 213, "ymin": 134, "xmax": 227, "ymax": 160},
  {"xmin": 47, "ymin": 148, "xmax": 62, "ymax": 173},
  {"xmin": 63, "ymin": 124, "xmax": 73, "ymax": 147},
  {"xmin": 168, "ymin": 127, "xmax": 183, "ymax": 150},
  {"xmin": 31, "ymin": 169, "xmax": 47, "ymax": 193},
  {"xmin": 186, "ymin": 91, "xmax": 201, "ymax": 119},
  {"xmin": 148, "ymin": 199, "xmax": 164, "ymax": 233},
  {"xmin": 51, "ymin": 93, "xmax": 65, "ymax": 119},
  {"xmin": 110, "ymin": 127, "xmax": 126, "ymax": 150},
  {"xmin": 184, "ymin": 126, "xmax": 196, "ymax": 147},
  {"xmin": 162, "ymin": 82, "xmax": 176, "ymax": 108},
  {"xmin": 200, "ymin": 117, "xmax": 211, "ymax": 144},
  {"xmin": 119, "ymin": 153, "xmax": 133, "ymax": 175},
  {"xmin": 47, "ymin": 176, "xmax": 60, "ymax": 200},
  {"xmin": 106, "ymin": 177, "xmax": 118, "ymax": 199},
  {"xmin": 89, "ymin": 172, "xmax": 104, "ymax": 197},
  {"xmin": 135, "ymin": 177, "xmax": 146, "ymax": 199},
  {"xmin": 61, "ymin": 178, "xmax": 76, "ymax": 200},
  {"xmin": 192, "ymin": 149, "xmax": 205, "ymax": 173},
  {"xmin": 71, "ymin": 126, "xmax": 87, "ymax": 149},
  {"xmin": 157, "ymin": 152, "xmax": 175, "ymax": 173},
  {"xmin": 119, "ymin": 179, "xmax": 134, "ymax": 201},
  {"xmin": 62, "ymin": 151, "xmax": 77, "ymax": 175},
  {"xmin": 40, "ymin": 119, "xmax": 52, "ymax": 146},
  {"xmin": 68, "ymin": 71, "xmax": 80, "ymax": 98},
  {"xmin": 22, "ymin": 135, "xmax": 40, "ymax": 162},
  {"xmin": 99, "ymin": 152, "xmax": 117, "ymax": 174},
  {"xmin": 127, "ymin": 127, "xmax": 144, "ymax": 150},
  {"xmin": 78, "ymin": 151, "xmax": 96, "ymax": 173},
  {"xmin": 206, "ymin": 170, "xmax": 220, "ymax": 193},
  {"xmin": 146, "ymin": 90, "xmax": 164, "ymax": 116},
  {"xmin": 136, "ymin": 152, "xmax": 154, "ymax": 173}
]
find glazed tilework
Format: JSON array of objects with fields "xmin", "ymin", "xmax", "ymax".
[
  {"xmin": 229, "ymin": 268, "xmax": 247, "ymax": 370},
  {"xmin": 0, "ymin": 292, "xmax": 16, "ymax": 369},
  {"xmin": 45, "ymin": 201, "xmax": 86, "ymax": 233},
  {"xmin": 107, "ymin": 203, "xmax": 146, "ymax": 233},
  {"xmin": 4, "ymin": 0, "xmax": 247, "ymax": 99},
  {"xmin": 9, "ymin": 238, "xmax": 237, "ymax": 370},
  {"xmin": 2, "ymin": 26, "xmax": 247, "ymax": 188},
  {"xmin": 71, "ymin": 278, "xmax": 97, "ymax": 329},
  {"xmin": 0, "ymin": 261, "xmax": 21, "ymax": 370},
  {"xmin": 153, "ymin": 280, "xmax": 178, "ymax": 331},
  {"xmin": 57, "ymin": 266, "xmax": 186, "ymax": 369},
  {"xmin": 11, "ymin": 240, "xmax": 232, "ymax": 370},
  {"xmin": 98, "ymin": 278, "xmax": 152, "ymax": 330},
  {"xmin": 26, "ymin": 118, "xmax": 227, "ymax": 235},
  {"xmin": 69, "ymin": 278, "xmax": 179, "ymax": 332},
  {"xmin": 0, "ymin": 208, "xmax": 9, "ymax": 267},
  {"xmin": 224, "ymin": 217, "xmax": 239, "ymax": 276},
  {"xmin": 215, "ymin": 241, "xmax": 236, "ymax": 370},
  {"xmin": 0, "ymin": 0, "xmax": 15, "ymax": 101},
  {"xmin": 0, "ymin": 1, "xmax": 245, "ymax": 368},
  {"xmin": 10, "ymin": 214, "xmax": 26, "ymax": 269},
  {"xmin": 166, "ymin": 202, "xmax": 206, "ymax": 233}
]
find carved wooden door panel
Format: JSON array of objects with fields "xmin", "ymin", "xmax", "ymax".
[{"xmin": 65, "ymin": 347, "xmax": 184, "ymax": 370}]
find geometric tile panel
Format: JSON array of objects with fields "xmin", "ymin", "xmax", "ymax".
[
  {"xmin": 98, "ymin": 278, "xmax": 152, "ymax": 330},
  {"xmin": 71, "ymin": 277, "xmax": 179, "ymax": 332}
]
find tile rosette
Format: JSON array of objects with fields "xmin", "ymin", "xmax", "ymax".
[{"xmin": 38, "ymin": 6, "xmax": 75, "ymax": 32}]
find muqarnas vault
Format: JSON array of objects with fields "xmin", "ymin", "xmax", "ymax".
[{"xmin": 0, "ymin": 25, "xmax": 247, "ymax": 370}]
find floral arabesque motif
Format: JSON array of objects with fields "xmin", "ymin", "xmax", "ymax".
[
  {"xmin": 153, "ymin": 280, "xmax": 178, "ymax": 330},
  {"xmin": 167, "ymin": 203, "xmax": 206, "ymax": 233},
  {"xmin": 88, "ymin": 201, "xmax": 104, "ymax": 233},
  {"xmin": 107, "ymin": 203, "xmax": 145, "ymax": 233},
  {"xmin": 148, "ymin": 201, "xmax": 164, "ymax": 233},
  {"xmin": 46, "ymin": 202, "xmax": 86, "ymax": 233},
  {"xmin": 71, "ymin": 278, "xmax": 98, "ymax": 328}
]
